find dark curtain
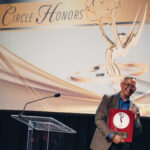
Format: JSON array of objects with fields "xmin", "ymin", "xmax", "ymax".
[{"xmin": 0, "ymin": 110, "xmax": 150, "ymax": 150}]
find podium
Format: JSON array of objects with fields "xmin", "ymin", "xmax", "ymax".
[{"xmin": 11, "ymin": 115, "xmax": 76, "ymax": 150}]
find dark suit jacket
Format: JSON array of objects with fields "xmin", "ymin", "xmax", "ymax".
[{"xmin": 90, "ymin": 93, "xmax": 142, "ymax": 150}]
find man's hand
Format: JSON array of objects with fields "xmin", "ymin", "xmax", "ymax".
[
  {"xmin": 130, "ymin": 107, "xmax": 138, "ymax": 120},
  {"xmin": 111, "ymin": 135, "xmax": 125, "ymax": 144}
]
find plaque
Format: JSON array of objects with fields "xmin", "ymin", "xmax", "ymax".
[{"xmin": 108, "ymin": 109, "xmax": 134, "ymax": 142}]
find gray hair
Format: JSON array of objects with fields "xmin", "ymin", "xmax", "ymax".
[{"xmin": 122, "ymin": 75, "xmax": 136, "ymax": 82}]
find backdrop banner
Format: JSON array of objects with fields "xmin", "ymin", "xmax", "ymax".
[
  {"xmin": 0, "ymin": 0, "xmax": 150, "ymax": 30},
  {"xmin": 0, "ymin": 0, "xmax": 150, "ymax": 116}
]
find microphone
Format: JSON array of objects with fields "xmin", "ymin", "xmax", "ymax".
[
  {"xmin": 54, "ymin": 93, "xmax": 60, "ymax": 97},
  {"xmin": 20, "ymin": 93, "xmax": 61, "ymax": 116}
]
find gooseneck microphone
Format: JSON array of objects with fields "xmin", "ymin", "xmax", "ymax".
[
  {"xmin": 20, "ymin": 93, "xmax": 61, "ymax": 116},
  {"xmin": 53, "ymin": 93, "xmax": 60, "ymax": 97}
]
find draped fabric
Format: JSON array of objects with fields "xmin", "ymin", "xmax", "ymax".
[{"xmin": 0, "ymin": 45, "xmax": 101, "ymax": 113}]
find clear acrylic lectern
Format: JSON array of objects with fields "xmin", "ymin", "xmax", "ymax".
[{"xmin": 11, "ymin": 115, "xmax": 76, "ymax": 150}]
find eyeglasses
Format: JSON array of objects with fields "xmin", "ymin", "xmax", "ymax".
[{"xmin": 124, "ymin": 83, "xmax": 136, "ymax": 89}]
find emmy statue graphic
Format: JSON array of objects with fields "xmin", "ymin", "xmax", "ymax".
[{"xmin": 71, "ymin": 0, "xmax": 148, "ymax": 92}]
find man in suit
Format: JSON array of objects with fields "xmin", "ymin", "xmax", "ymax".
[{"xmin": 90, "ymin": 76, "xmax": 142, "ymax": 150}]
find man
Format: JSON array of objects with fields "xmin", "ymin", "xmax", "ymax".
[{"xmin": 90, "ymin": 76, "xmax": 142, "ymax": 150}]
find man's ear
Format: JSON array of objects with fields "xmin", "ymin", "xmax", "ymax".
[
  {"xmin": 134, "ymin": 87, "xmax": 137, "ymax": 92},
  {"xmin": 120, "ymin": 82, "xmax": 123, "ymax": 88}
]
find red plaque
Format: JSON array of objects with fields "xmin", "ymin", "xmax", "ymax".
[{"xmin": 108, "ymin": 109, "xmax": 134, "ymax": 142}]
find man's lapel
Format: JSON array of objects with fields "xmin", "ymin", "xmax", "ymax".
[{"xmin": 112, "ymin": 93, "xmax": 120, "ymax": 109}]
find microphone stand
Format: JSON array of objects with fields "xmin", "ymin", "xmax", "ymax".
[{"xmin": 20, "ymin": 93, "xmax": 60, "ymax": 116}]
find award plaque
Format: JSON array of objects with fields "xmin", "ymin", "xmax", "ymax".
[{"xmin": 108, "ymin": 109, "xmax": 134, "ymax": 142}]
